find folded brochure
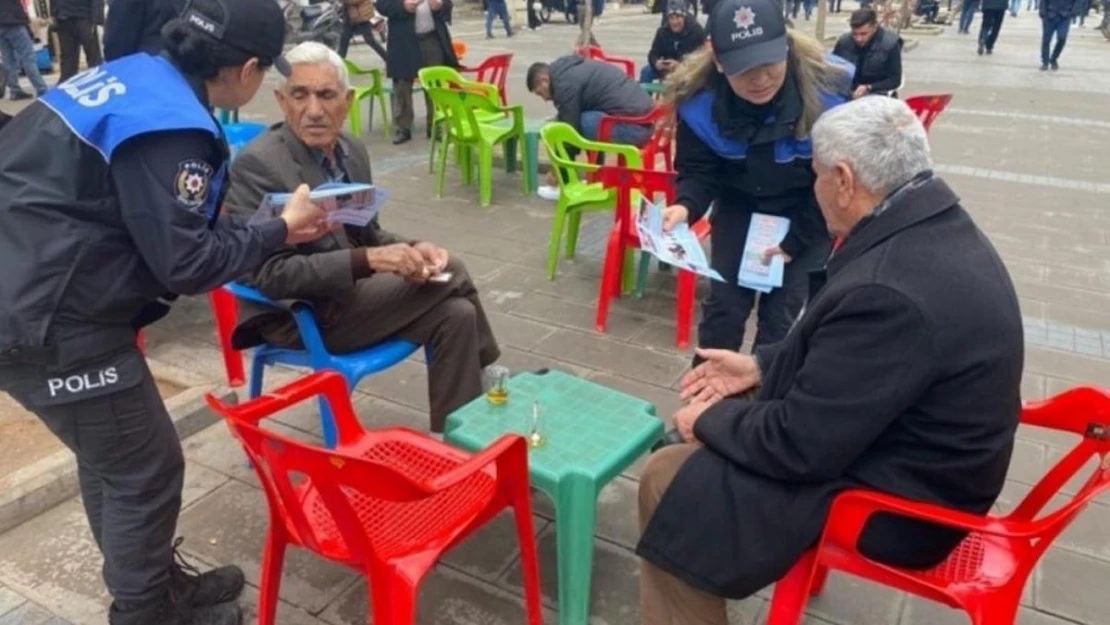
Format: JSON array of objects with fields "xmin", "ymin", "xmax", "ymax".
[
  {"xmin": 636, "ymin": 198, "xmax": 726, "ymax": 282},
  {"xmin": 736, "ymin": 212, "xmax": 790, "ymax": 293},
  {"xmin": 248, "ymin": 182, "xmax": 389, "ymax": 228}
]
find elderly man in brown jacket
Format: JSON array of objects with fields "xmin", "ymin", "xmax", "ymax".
[{"xmin": 224, "ymin": 42, "xmax": 501, "ymax": 436}]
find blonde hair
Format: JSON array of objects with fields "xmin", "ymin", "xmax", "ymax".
[{"xmin": 663, "ymin": 30, "xmax": 847, "ymax": 138}]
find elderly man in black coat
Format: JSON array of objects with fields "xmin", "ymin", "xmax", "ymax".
[
  {"xmin": 377, "ymin": 0, "xmax": 458, "ymax": 145},
  {"xmin": 635, "ymin": 96, "xmax": 1024, "ymax": 625}
]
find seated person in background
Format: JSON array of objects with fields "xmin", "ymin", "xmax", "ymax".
[
  {"xmin": 224, "ymin": 42, "xmax": 501, "ymax": 438},
  {"xmin": 635, "ymin": 97, "xmax": 1023, "ymax": 624},
  {"xmin": 642, "ymin": 0, "xmax": 707, "ymax": 83},
  {"xmin": 833, "ymin": 7, "xmax": 904, "ymax": 98},
  {"xmin": 526, "ymin": 55, "xmax": 655, "ymax": 193}
]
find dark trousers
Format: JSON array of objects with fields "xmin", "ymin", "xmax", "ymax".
[
  {"xmin": 56, "ymin": 17, "xmax": 103, "ymax": 82},
  {"xmin": 485, "ymin": 0, "xmax": 513, "ymax": 35},
  {"xmin": 260, "ymin": 258, "xmax": 500, "ymax": 432},
  {"xmin": 959, "ymin": 2, "xmax": 978, "ymax": 31},
  {"xmin": 391, "ymin": 33, "xmax": 446, "ymax": 135},
  {"xmin": 698, "ymin": 210, "xmax": 831, "ymax": 355},
  {"xmin": 0, "ymin": 348, "xmax": 183, "ymax": 605},
  {"xmin": 527, "ymin": 0, "xmax": 541, "ymax": 28},
  {"xmin": 1041, "ymin": 14, "xmax": 1070, "ymax": 63},
  {"xmin": 979, "ymin": 8, "xmax": 1005, "ymax": 50},
  {"xmin": 337, "ymin": 19, "xmax": 388, "ymax": 63}
]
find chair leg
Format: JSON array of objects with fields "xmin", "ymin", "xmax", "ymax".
[
  {"xmin": 810, "ymin": 565, "xmax": 829, "ymax": 596},
  {"xmin": 435, "ymin": 135, "xmax": 451, "ymax": 199},
  {"xmin": 349, "ymin": 99, "xmax": 363, "ymax": 138},
  {"xmin": 620, "ymin": 246, "xmax": 636, "ymax": 295},
  {"xmin": 318, "ymin": 395, "xmax": 338, "ymax": 450},
  {"xmin": 376, "ymin": 91, "xmax": 390, "ymax": 137},
  {"xmin": 479, "ymin": 144, "xmax": 494, "ymax": 207},
  {"xmin": 634, "ymin": 250, "xmax": 651, "ymax": 299},
  {"xmin": 368, "ymin": 573, "xmax": 418, "ymax": 625},
  {"xmin": 510, "ymin": 479, "xmax": 544, "ymax": 625},
  {"xmin": 546, "ymin": 203, "xmax": 569, "ymax": 280},
  {"xmin": 248, "ymin": 354, "xmax": 266, "ymax": 399},
  {"xmin": 766, "ymin": 551, "xmax": 820, "ymax": 625},
  {"xmin": 675, "ymin": 269, "xmax": 696, "ymax": 349},
  {"xmin": 256, "ymin": 528, "xmax": 287, "ymax": 625},
  {"xmin": 565, "ymin": 210, "xmax": 582, "ymax": 258},
  {"xmin": 595, "ymin": 225, "xmax": 623, "ymax": 333},
  {"xmin": 428, "ymin": 121, "xmax": 440, "ymax": 174}
]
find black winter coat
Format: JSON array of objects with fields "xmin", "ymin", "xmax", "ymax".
[
  {"xmin": 647, "ymin": 15, "xmax": 706, "ymax": 74},
  {"xmin": 0, "ymin": 0, "xmax": 28, "ymax": 25},
  {"xmin": 832, "ymin": 27, "xmax": 903, "ymax": 95},
  {"xmin": 377, "ymin": 0, "xmax": 458, "ymax": 80},
  {"xmin": 548, "ymin": 55, "xmax": 655, "ymax": 133},
  {"xmin": 637, "ymin": 176, "xmax": 1023, "ymax": 599},
  {"xmin": 103, "ymin": 0, "xmax": 185, "ymax": 60}
]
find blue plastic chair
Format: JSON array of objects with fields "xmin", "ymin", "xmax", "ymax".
[
  {"xmin": 218, "ymin": 283, "xmax": 421, "ymax": 448},
  {"xmin": 221, "ymin": 121, "xmax": 268, "ymax": 160}
]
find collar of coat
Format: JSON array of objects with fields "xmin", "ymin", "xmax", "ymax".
[{"xmin": 828, "ymin": 175, "xmax": 961, "ymax": 277}]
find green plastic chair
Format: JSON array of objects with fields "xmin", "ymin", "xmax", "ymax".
[
  {"xmin": 540, "ymin": 122, "xmax": 643, "ymax": 284},
  {"xmin": 344, "ymin": 59, "xmax": 391, "ymax": 138},
  {"xmin": 426, "ymin": 86, "xmax": 527, "ymax": 207},
  {"xmin": 418, "ymin": 65, "xmax": 503, "ymax": 175}
]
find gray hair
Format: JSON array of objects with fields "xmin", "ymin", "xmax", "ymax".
[
  {"xmin": 283, "ymin": 42, "xmax": 351, "ymax": 90},
  {"xmin": 811, "ymin": 96, "xmax": 933, "ymax": 194}
]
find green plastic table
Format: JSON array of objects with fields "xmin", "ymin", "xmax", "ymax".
[
  {"xmin": 445, "ymin": 369, "xmax": 663, "ymax": 625},
  {"xmin": 490, "ymin": 117, "xmax": 548, "ymax": 194},
  {"xmin": 641, "ymin": 81, "xmax": 665, "ymax": 95}
]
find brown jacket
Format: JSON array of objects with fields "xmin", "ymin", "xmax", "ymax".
[{"xmin": 223, "ymin": 123, "xmax": 409, "ymax": 349}]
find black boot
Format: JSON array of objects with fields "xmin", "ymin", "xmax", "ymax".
[
  {"xmin": 109, "ymin": 591, "xmax": 242, "ymax": 625},
  {"xmin": 169, "ymin": 538, "xmax": 246, "ymax": 607}
]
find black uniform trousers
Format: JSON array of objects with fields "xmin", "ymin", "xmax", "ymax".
[
  {"xmin": 55, "ymin": 17, "xmax": 103, "ymax": 82},
  {"xmin": 0, "ymin": 346, "xmax": 182, "ymax": 606},
  {"xmin": 698, "ymin": 208, "xmax": 831, "ymax": 356}
]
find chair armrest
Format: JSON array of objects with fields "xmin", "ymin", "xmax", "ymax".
[
  {"xmin": 207, "ymin": 370, "xmax": 352, "ymax": 426},
  {"xmin": 225, "ymin": 283, "xmax": 331, "ymax": 363},
  {"xmin": 426, "ymin": 434, "xmax": 527, "ymax": 492}
]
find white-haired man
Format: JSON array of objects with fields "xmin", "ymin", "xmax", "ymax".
[
  {"xmin": 224, "ymin": 42, "xmax": 501, "ymax": 437},
  {"xmin": 634, "ymin": 96, "xmax": 1023, "ymax": 624}
]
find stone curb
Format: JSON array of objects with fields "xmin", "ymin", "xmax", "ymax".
[{"xmin": 0, "ymin": 360, "xmax": 235, "ymax": 535}]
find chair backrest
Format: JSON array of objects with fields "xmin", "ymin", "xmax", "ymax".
[
  {"xmin": 597, "ymin": 165, "xmax": 676, "ymax": 230},
  {"xmin": 904, "ymin": 94, "xmax": 953, "ymax": 131},
  {"xmin": 1005, "ymin": 386, "xmax": 1110, "ymax": 551},
  {"xmin": 418, "ymin": 65, "xmax": 499, "ymax": 102},
  {"xmin": 425, "ymin": 86, "xmax": 503, "ymax": 143},
  {"xmin": 463, "ymin": 53, "xmax": 513, "ymax": 106},
  {"xmin": 221, "ymin": 121, "xmax": 268, "ymax": 159},
  {"xmin": 577, "ymin": 44, "xmax": 635, "ymax": 79},
  {"xmin": 541, "ymin": 122, "xmax": 643, "ymax": 192}
]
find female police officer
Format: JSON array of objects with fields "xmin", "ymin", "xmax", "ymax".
[
  {"xmin": 662, "ymin": 0, "xmax": 852, "ymax": 363},
  {"xmin": 0, "ymin": 0, "xmax": 330, "ymax": 622}
]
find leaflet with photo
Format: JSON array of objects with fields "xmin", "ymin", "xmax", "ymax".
[
  {"xmin": 636, "ymin": 198, "xmax": 726, "ymax": 282},
  {"xmin": 736, "ymin": 212, "xmax": 791, "ymax": 293},
  {"xmin": 248, "ymin": 182, "xmax": 389, "ymax": 227}
]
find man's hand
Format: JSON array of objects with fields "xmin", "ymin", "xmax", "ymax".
[
  {"xmin": 852, "ymin": 85, "xmax": 870, "ymax": 99},
  {"xmin": 280, "ymin": 184, "xmax": 330, "ymax": 244},
  {"xmin": 413, "ymin": 241, "xmax": 449, "ymax": 274},
  {"xmin": 403, "ymin": 0, "xmax": 420, "ymax": 12},
  {"xmin": 680, "ymin": 348, "xmax": 761, "ymax": 404},
  {"xmin": 429, "ymin": 0, "xmax": 443, "ymax": 10},
  {"xmin": 366, "ymin": 243, "xmax": 427, "ymax": 280},
  {"xmin": 762, "ymin": 245, "xmax": 793, "ymax": 264},
  {"xmin": 661, "ymin": 204, "xmax": 688, "ymax": 231},
  {"xmin": 674, "ymin": 401, "xmax": 713, "ymax": 442},
  {"xmin": 655, "ymin": 58, "xmax": 669, "ymax": 71}
]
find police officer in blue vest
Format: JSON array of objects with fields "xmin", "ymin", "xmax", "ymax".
[{"xmin": 0, "ymin": 0, "xmax": 330, "ymax": 621}]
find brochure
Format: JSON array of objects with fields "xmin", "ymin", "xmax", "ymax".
[
  {"xmin": 635, "ymin": 198, "xmax": 726, "ymax": 282},
  {"xmin": 736, "ymin": 213, "xmax": 791, "ymax": 293},
  {"xmin": 248, "ymin": 182, "xmax": 388, "ymax": 228}
]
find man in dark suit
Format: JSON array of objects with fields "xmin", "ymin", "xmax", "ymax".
[
  {"xmin": 224, "ymin": 42, "xmax": 501, "ymax": 437},
  {"xmin": 635, "ymin": 96, "xmax": 1023, "ymax": 624},
  {"xmin": 103, "ymin": 0, "xmax": 184, "ymax": 60}
]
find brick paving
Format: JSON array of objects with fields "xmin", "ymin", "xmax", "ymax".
[{"xmin": 1, "ymin": 5, "xmax": 1109, "ymax": 625}]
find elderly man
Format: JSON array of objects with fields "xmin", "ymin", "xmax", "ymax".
[
  {"xmin": 224, "ymin": 42, "xmax": 501, "ymax": 437},
  {"xmin": 832, "ymin": 8, "xmax": 904, "ymax": 98},
  {"xmin": 635, "ymin": 96, "xmax": 1023, "ymax": 624}
]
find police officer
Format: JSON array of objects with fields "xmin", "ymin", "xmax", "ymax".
[
  {"xmin": 660, "ymin": 0, "xmax": 851, "ymax": 363},
  {"xmin": 0, "ymin": 0, "xmax": 330, "ymax": 622}
]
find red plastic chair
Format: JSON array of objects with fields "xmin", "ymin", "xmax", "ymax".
[
  {"xmin": 597, "ymin": 104, "xmax": 675, "ymax": 172},
  {"xmin": 459, "ymin": 52, "xmax": 513, "ymax": 106},
  {"xmin": 905, "ymin": 94, "xmax": 953, "ymax": 132},
  {"xmin": 766, "ymin": 385, "xmax": 1110, "ymax": 625},
  {"xmin": 208, "ymin": 288, "xmax": 247, "ymax": 387},
  {"xmin": 575, "ymin": 44, "xmax": 635, "ymax": 79},
  {"xmin": 595, "ymin": 166, "xmax": 708, "ymax": 348},
  {"xmin": 205, "ymin": 370, "xmax": 544, "ymax": 625}
]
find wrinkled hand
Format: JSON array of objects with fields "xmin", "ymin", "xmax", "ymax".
[
  {"xmin": 680, "ymin": 348, "xmax": 761, "ymax": 404},
  {"xmin": 661, "ymin": 204, "xmax": 688, "ymax": 232},
  {"xmin": 674, "ymin": 401, "xmax": 712, "ymax": 443},
  {"xmin": 413, "ymin": 241, "xmax": 449, "ymax": 274},
  {"xmin": 762, "ymin": 245, "xmax": 792, "ymax": 264},
  {"xmin": 366, "ymin": 243, "xmax": 427, "ymax": 280},
  {"xmin": 280, "ymin": 184, "xmax": 330, "ymax": 244},
  {"xmin": 403, "ymin": 0, "xmax": 420, "ymax": 11},
  {"xmin": 852, "ymin": 85, "xmax": 870, "ymax": 99}
]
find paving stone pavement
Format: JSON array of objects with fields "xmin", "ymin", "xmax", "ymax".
[{"xmin": 2, "ymin": 6, "xmax": 1110, "ymax": 625}]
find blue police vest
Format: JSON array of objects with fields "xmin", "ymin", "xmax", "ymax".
[
  {"xmin": 39, "ymin": 54, "xmax": 227, "ymax": 223},
  {"xmin": 678, "ymin": 55, "xmax": 854, "ymax": 164}
]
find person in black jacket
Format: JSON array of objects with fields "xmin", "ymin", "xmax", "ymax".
[
  {"xmin": 103, "ymin": 0, "xmax": 185, "ymax": 60},
  {"xmin": 978, "ymin": 0, "xmax": 1008, "ymax": 54},
  {"xmin": 641, "ymin": 0, "xmax": 706, "ymax": 83},
  {"xmin": 527, "ymin": 55, "xmax": 655, "ymax": 143},
  {"xmin": 52, "ymin": 0, "xmax": 103, "ymax": 81},
  {"xmin": 1039, "ymin": 0, "xmax": 1088, "ymax": 69},
  {"xmin": 636, "ymin": 95, "xmax": 1022, "ymax": 625},
  {"xmin": 832, "ymin": 8, "xmax": 903, "ymax": 97},
  {"xmin": 659, "ymin": 0, "xmax": 850, "ymax": 361}
]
